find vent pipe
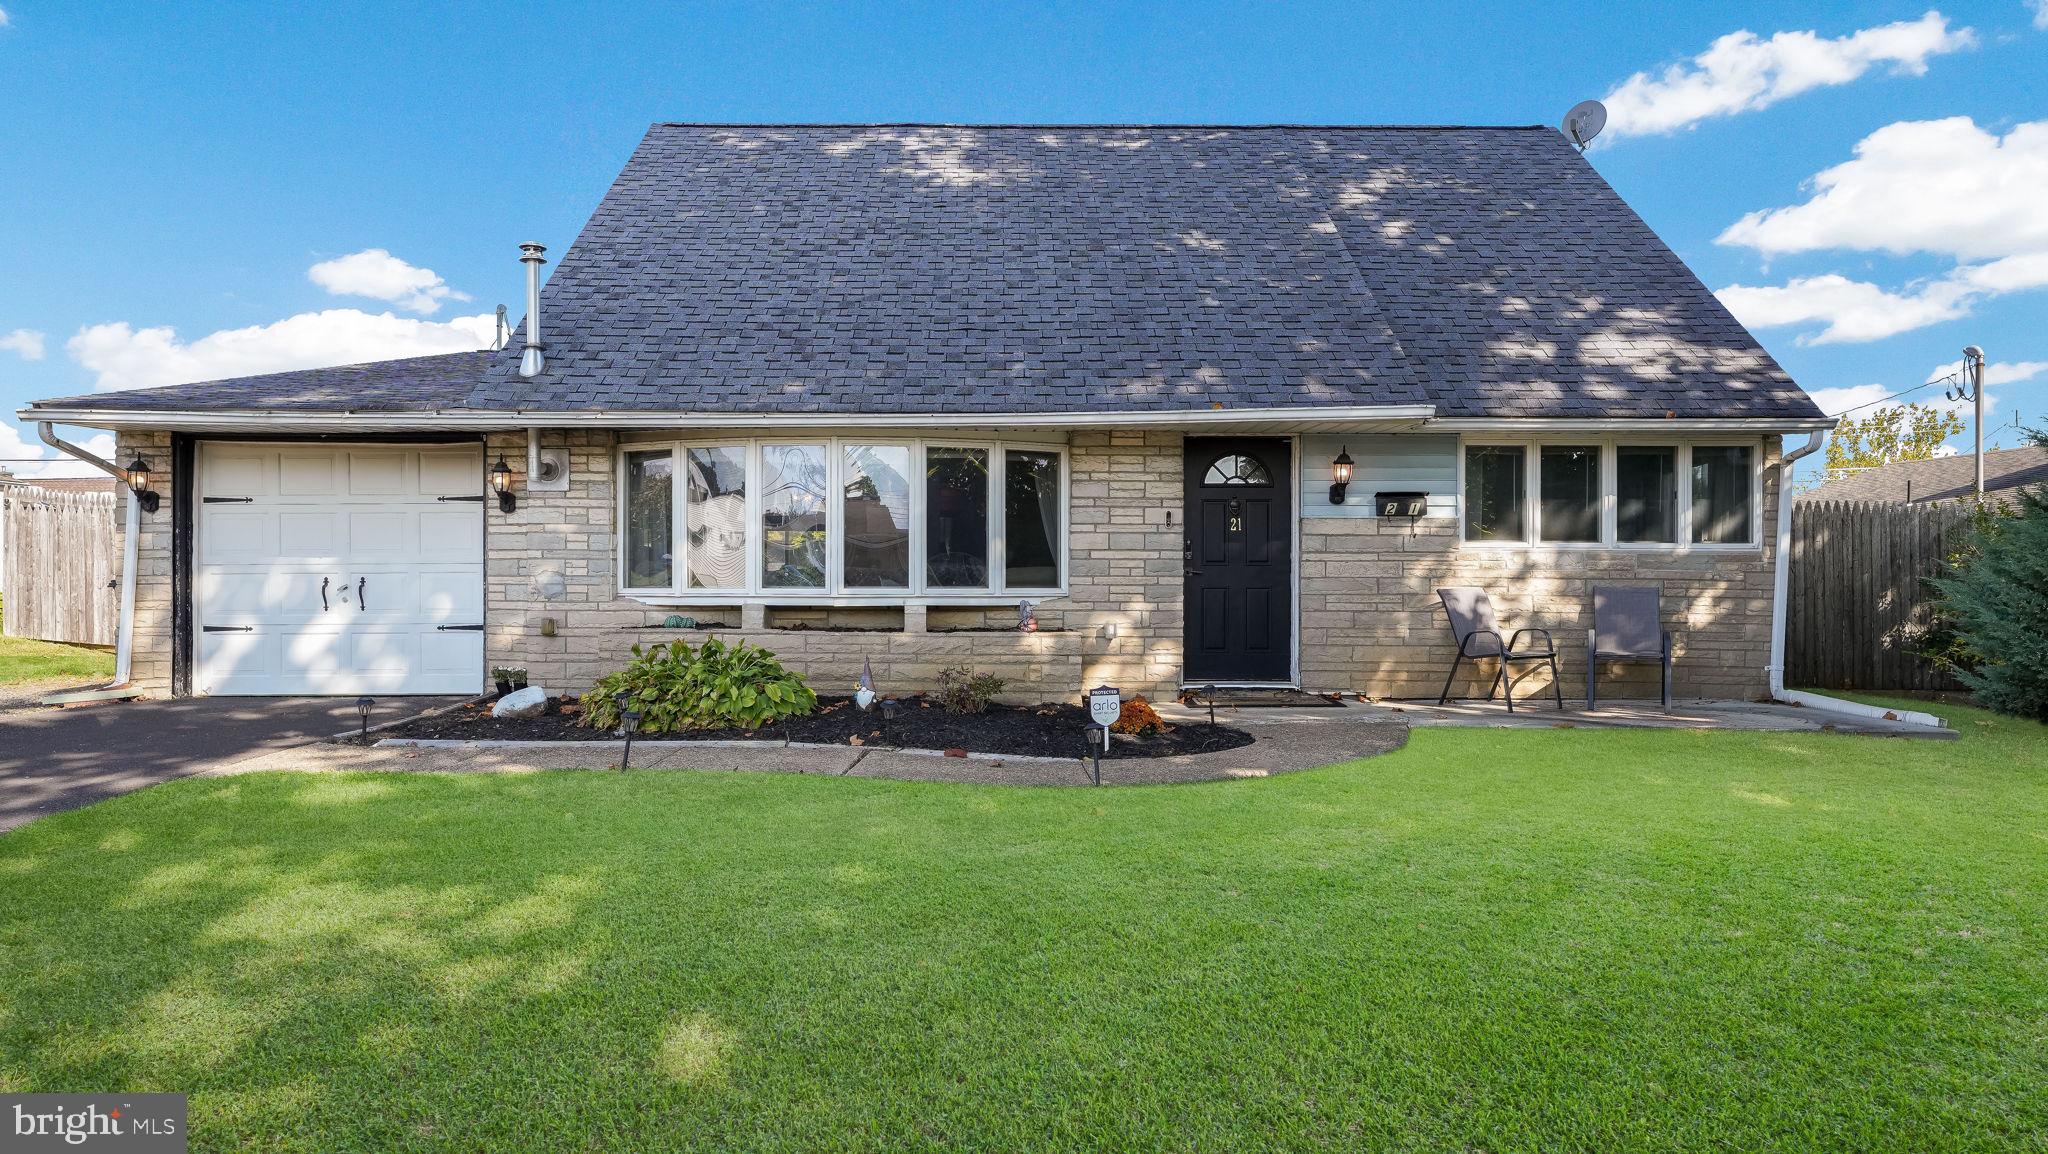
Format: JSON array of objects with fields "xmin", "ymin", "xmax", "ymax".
[{"xmin": 518, "ymin": 242, "xmax": 547, "ymax": 378}]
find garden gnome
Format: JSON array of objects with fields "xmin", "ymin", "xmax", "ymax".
[
  {"xmin": 855, "ymin": 657, "xmax": 877, "ymax": 711},
  {"xmin": 1018, "ymin": 599, "xmax": 1038, "ymax": 632}
]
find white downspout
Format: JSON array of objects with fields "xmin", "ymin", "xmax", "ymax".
[
  {"xmin": 37, "ymin": 422, "xmax": 139, "ymax": 688},
  {"xmin": 1767, "ymin": 429, "xmax": 1946, "ymax": 729}
]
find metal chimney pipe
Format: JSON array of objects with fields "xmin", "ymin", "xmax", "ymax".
[
  {"xmin": 518, "ymin": 242, "xmax": 548, "ymax": 378},
  {"xmin": 1964, "ymin": 345, "xmax": 1985, "ymax": 498}
]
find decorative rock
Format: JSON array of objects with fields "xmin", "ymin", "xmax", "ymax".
[{"xmin": 492, "ymin": 686, "xmax": 550, "ymax": 719}]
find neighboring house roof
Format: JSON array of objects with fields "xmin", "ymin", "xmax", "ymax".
[
  {"xmin": 1799, "ymin": 446, "xmax": 2048, "ymax": 509},
  {"xmin": 27, "ymin": 124, "xmax": 1820, "ymax": 423},
  {"xmin": 2, "ymin": 476, "xmax": 121, "ymax": 494},
  {"xmin": 30, "ymin": 350, "xmax": 490, "ymax": 414}
]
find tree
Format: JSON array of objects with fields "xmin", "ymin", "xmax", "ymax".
[
  {"xmin": 1824, "ymin": 403, "xmax": 1966, "ymax": 484},
  {"xmin": 1929, "ymin": 430, "xmax": 2048, "ymax": 721}
]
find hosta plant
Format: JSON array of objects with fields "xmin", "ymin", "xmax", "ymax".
[{"xmin": 580, "ymin": 638, "xmax": 817, "ymax": 733}]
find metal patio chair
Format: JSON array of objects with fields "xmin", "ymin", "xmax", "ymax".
[
  {"xmin": 1586, "ymin": 585, "xmax": 1673, "ymax": 712},
  {"xmin": 1435, "ymin": 587, "xmax": 1564, "ymax": 712}
]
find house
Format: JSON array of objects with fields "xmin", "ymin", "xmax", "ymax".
[
  {"xmin": 1799, "ymin": 445, "xmax": 2048, "ymax": 510},
  {"xmin": 19, "ymin": 124, "xmax": 1830, "ymax": 702}
]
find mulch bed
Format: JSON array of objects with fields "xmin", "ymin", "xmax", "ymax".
[{"xmin": 363, "ymin": 694, "xmax": 1255, "ymax": 760}]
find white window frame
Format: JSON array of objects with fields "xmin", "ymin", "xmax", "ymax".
[
  {"xmin": 615, "ymin": 435, "xmax": 1071, "ymax": 604},
  {"xmin": 1456, "ymin": 436, "xmax": 1763, "ymax": 552}
]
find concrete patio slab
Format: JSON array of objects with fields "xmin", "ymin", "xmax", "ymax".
[{"xmin": 1342, "ymin": 698, "xmax": 1956, "ymax": 738}]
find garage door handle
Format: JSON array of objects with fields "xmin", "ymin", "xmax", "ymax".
[
  {"xmin": 202, "ymin": 625, "xmax": 254, "ymax": 633},
  {"xmin": 437, "ymin": 494, "xmax": 487, "ymax": 502},
  {"xmin": 357, "ymin": 577, "xmax": 367, "ymax": 611},
  {"xmin": 202, "ymin": 496, "xmax": 253, "ymax": 504},
  {"xmin": 437, "ymin": 624, "xmax": 484, "ymax": 631},
  {"xmin": 321, "ymin": 577, "xmax": 329, "ymax": 611}
]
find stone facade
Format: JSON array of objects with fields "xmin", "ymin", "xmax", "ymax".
[
  {"xmin": 113, "ymin": 427, "xmax": 1780, "ymax": 705},
  {"xmin": 114, "ymin": 430, "xmax": 175, "ymax": 693},
  {"xmin": 1301, "ymin": 437, "xmax": 1785, "ymax": 701}
]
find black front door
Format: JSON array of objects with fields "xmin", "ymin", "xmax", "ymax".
[{"xmin": 1184, "ymin": 437, "xmax": 1294, "ymax": 683}]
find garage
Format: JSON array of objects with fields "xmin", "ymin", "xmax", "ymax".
[{"xmin": 195, "ymin": 442, "xmax": 486, "ymax": 696}]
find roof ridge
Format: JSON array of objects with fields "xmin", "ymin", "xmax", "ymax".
[{"xmin": 649, "ymin": 121, "xmax": 1552, "ymax": 131}]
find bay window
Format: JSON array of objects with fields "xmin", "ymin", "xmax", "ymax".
[
  {"xmin": 619, "ymin": 437, "xmax": 1066, "ymax": 599},
  {"xmin": 1463, "ymin": 439, "xmax": 1758, "ymax": 549}
]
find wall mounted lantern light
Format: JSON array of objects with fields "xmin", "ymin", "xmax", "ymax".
[
  {"xmin": 1328, "ymin": 447, "xmax": 1355, "ymax": 505},
  {"xmin": 489, "ymin": 455, "xmax": 517, "ymax": 513},
  {"xmin": 125, "ymin": 456, "xmax": 161, "ymax": 514}
]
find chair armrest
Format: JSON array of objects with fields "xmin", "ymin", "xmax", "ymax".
[
  {"xmin": 1459, "ymin": 629, "xmax": 1505, "ymax": 656},
  {"xmin": 1509, "ymin": 627, "xmax": 1554, "ymax": 653}
]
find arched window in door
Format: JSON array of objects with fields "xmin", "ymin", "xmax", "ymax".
[{"xmin": 1202, "ymin": 453, "xmax": 1273, "ymax": 487}]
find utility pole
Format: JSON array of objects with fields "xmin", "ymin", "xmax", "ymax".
[{"xmin": 1963, "ymin": 345, "xmax": 1986, "ymax": 498}]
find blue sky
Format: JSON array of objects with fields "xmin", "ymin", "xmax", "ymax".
[{"xmin": 2, "ymin": 1, "xmax": 2043, "ymax": 483}]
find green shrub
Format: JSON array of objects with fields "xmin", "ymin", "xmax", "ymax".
[
  {"xmin": 934, "ymin": 666, "xmax": 1005, "ymax": 713},
  {"xmin": 580, "ymin": 638, "xmax": 816, "ymax": 733},
  {"xmin": 1929, "ymin": 431, "xmax": 2048, "ymax": 721}
]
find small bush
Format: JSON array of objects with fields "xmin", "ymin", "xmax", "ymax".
[
  {"xmin": 1111, "ymin": 695, "xmax": 1166, "ymax": 737},
  {"xmin": 935, "ymin": 666, "xmax": 1005, "ymax": 713},
  {"xmin": 580, "ymin": 638, "xmax": 816, "ymax": 733}
]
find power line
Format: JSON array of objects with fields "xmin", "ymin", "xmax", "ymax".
[{"xmin": 1829, "ymin": 371, "xmax": 1966, "ymax": 419}]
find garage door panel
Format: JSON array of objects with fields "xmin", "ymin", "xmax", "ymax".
[
  {"xmin": 198, "ymin": 442, "xmax": 483, "ymax": 696},
  {"xmin": 278, "ymin": 511, "xmax": 341, "ymax": 558},
  {"xmin": 203, "ymin": 511, "xmax": 274, "ymax": 562},
  {"xmin": 418, "ymin": 510, "xmax": 484, "ymax": 560},
  {"xmin": 278, "ymin": 452, "xmax": 339, "ymax": 496},
  {"xmin": 349, "ymin": 451, "xmax": 408, "ymax": 496},
  {"xmin": 421, "ymin": 631, "xmax": 483, "ymax": 677},
  {"xmin": 205, "ymin": 452, "xmax": 269, "ymax": 497},
  {"xmin": 419, "ymin": 452, "xmax": 479, "ymax": 496}
]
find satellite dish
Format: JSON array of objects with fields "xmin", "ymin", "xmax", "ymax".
[{"xmin": 1562, "ymin": 99, "xmax": 1607, "ymax": 150}]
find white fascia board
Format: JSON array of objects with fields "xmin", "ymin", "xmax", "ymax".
[
  {"xmin": 1430, "ymin": 416, "xmax": 1838, "ymax": 433},
  {"xmin": 17, "ymin": 403, "xmax": 1439, "ymax": 432}
]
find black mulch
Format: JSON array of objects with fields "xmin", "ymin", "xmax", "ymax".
[{"xmin": 362, "ymin": 695, "xmax": 1255, "ymax": 760}]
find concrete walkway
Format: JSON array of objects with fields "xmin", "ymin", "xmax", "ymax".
[
  {"xmin": 1329, "ymin": 697, "xmax": 1957, "ymax": 738},
  {"xmin": 226, "ymin": 712, "xmax": 1415, "ymax": 786}
]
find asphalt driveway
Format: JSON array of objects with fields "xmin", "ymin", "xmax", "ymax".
[{"xmin": 0, "ymin": 696, "xmax": 464, "ymax": 832}]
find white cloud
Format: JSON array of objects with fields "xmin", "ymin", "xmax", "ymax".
[
  {"xmin": 1926, "ymin": 357, "xmax": 2048, "ymax": 387},
  {"xmin": 1716, "ymin": 273, "xmax": 1974, "ymax": 344},
  {"xmin": 0, "ymin": 8, "xmax": 11, "ymax": 29},
  {"xmin": 1806, "ymin": 383, "xmax": 1896, "ymax": 415},
  {"xmin": 307, "ymin": 249, "xmax": 469, "ymax": 315},
  {"xmin": 1720, "ymin": 118, "xmax": 2048, "ymax": 259},
  {"xmin": 0, "ymin": 328, "xmax": 45, "ymax": 360},
  {"xmin": 1602, "ymin": 12, "xmax": 1974, "ymax": 138},
  {"xmin": 2033, "ymin": 0, "xmax": 2048, "ymax": 30},
  {"xmin": 1716, "ymin": 117, "xmax": 2048, "ymax": 342},
  {"xmin": 67, "ymin": 308, "xmax": 497, "ymax": 392},
  {"xmin": 0, "ymin": 424, "xmax": 118, "ymax": 480}
]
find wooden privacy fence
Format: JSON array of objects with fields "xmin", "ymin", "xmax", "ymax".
[
  {"xmin": 1, "ymin": 485, "xmax": 120, "ymax": 646},
  {"xmin": 1786, "ymin": 499, "xmax": 1978, "ymax": 692}
]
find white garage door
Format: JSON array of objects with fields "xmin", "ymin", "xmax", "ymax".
[{"xmin": 196, "ymin": 443, "xmax": 486, "ymax": 696}]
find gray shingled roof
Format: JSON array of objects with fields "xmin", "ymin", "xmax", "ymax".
[
  {"xmin": 30, "ymin": 350, "xmax": 490, "ymax": 413},
  {"xmin": 33, "ymin": 124, "xmax": 1819, "ymax": 421},
  {"xmin": 1799, "ymin": 445, "xmax": 2048, "ymax": 509}
]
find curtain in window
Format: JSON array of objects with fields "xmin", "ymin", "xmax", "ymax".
[{"xmin": 685, "ymin": 446, "xmax": 747, "ymax": 589}]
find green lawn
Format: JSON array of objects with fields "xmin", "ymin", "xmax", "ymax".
[
  {"xmin": 0, "ymin": 634, "xmax": 114, "ymax": 687},
  {"xmin": 2, "ymin": 700, "xmax": 2044, "ymax": 1151}
]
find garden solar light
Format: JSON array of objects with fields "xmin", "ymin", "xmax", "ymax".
[
  {"xmin": 489, "ymin": 455, "xmax": 517, "ymax": 513},
  {"xmin": 125, "ymin": 455, "xmax": 160, "ymax": 514},
  {"xmin": 618, "ymin": 706, "xmax": 643, "ymax": 771},
  {"xmin": 355, "ymin": 696, "xmax": 375, "ymax": 740}
]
